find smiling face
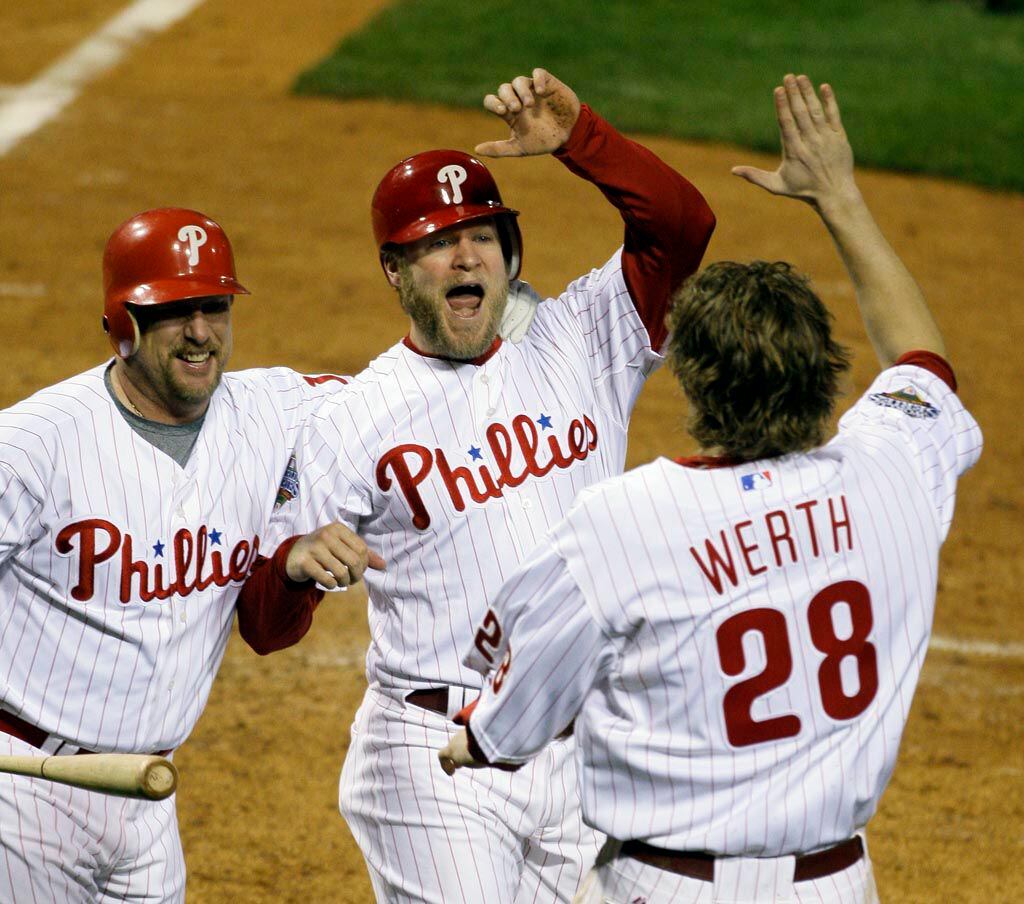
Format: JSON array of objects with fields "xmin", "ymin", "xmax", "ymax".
[
  {"xmin": 385, "ymin": 219, "xmax": 509, "ymax": 360},
  {"xmin": 113, "ymin": 295, "xmax": 233, "ymax": 424}
]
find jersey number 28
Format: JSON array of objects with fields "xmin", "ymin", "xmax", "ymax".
[{"xmin": 715, "ymin": 580, "xmax": 879, "ymax": 747}]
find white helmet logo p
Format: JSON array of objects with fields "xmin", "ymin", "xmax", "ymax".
[
  {"xmin": 437, "ymin": 164, "xmax": 468, "ymax": 205},
  {"xmin": 177, "ymin": 225, "xmax": 208, "ymax": 266}
]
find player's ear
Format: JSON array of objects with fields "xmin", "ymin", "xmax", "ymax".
[{"xmin": 381, "ymin": 248, "xmax": 404, "ymax": 290}]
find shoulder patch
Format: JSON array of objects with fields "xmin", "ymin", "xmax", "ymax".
[
  {"xmin": 868, "ymin": 385, "xmax": 940, "ymax": 419},
  {"xmin": 274, "ymin": 455, "xmax": 300, "ymax": 509}
]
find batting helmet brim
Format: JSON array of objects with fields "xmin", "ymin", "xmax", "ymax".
[
  {"xmin": 384, "ymin": 203, "xmax": 519, "ymax": 248},
  {"xmin": 109, "ymin": 274, "xmax": 250, "ymax": 308}
]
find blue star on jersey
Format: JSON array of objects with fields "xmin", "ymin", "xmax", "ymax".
[
  {"xmin": 537, "ymin": 413, "xmax": 553, "ymax": 430},
  {"xmin": 153, "ymin": 540, "xmax": 165, "ymax": 557},
  {"xmin": 469, "ymin": 446, "xmax": 483, "ymax": 461},
  {"xmin": 209, "ymin": 529, "xmax": 222, "ymax": 545}
]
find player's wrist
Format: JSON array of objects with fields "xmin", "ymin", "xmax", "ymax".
[
  {"xmin": 464, "ymin": 724, "xmax": 490, "ymax": 766},
  {"xmin": 814, "ymin": 182, "xmax": 866, "ymax": 222},
  {"xmin": 276, "ymin": 536, "xmax": 315, "ymax": 587}
]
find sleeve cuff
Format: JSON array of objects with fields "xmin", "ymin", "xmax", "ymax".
[
  {"xmin": 892, "ymin": 350, "xmax": 957, "ymax": 392},
  {"xmin": 271, "ymin": 535, "xmax": 314, "ymax": 590},
  {"xmin": 465, "ymin": 724, "xmax": 490, "ymax": 765},
  {"xmin": 553, "ymin": 103, "xmax": 597, "ymax": 161},
  {"xmin": 453, "ymin": 696, "xmax": 479, "ymax": 726}
]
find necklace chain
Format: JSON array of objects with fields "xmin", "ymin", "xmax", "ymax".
[{"xmin": 113, "ymin": 368, "xmax": 145, "ymax": 417}]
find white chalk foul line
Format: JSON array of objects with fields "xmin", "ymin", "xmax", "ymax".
[
  {"xmin": 930, "ymin": 634, "xmax": 1024, "ymax": 660},
  {"xmin": 0, "ymin": 0, "xmax": 207, "ymax": 157},
  {"xmin": 0, "ymin": 282, "xmax": 46, "ymax": 298}
]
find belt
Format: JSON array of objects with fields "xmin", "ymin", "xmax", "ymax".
[
  {"xmin": 405, "ymin": 688, "xmax": 450, "ymax": 715},
  {"xmin": 0, "ymin": 708, "xmax": 171, "ymax": 758},
  {"xmin": 404, "ymin": 688, "xmax": 575, "ymax": 739},
  {"xmin": 620, "ymin": 835, "xmax": 864, "ymax": 883}
]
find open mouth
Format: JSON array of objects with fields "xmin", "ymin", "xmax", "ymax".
[
  {"xmin": 445, "ymin": 283, "xmax": 485, "ymax": 318},
  {"xmin": 176, "ymin": 350, "xmax": 216, "ymax": 371}
]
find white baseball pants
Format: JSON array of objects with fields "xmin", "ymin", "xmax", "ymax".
[
  {"xmin": 0, "ymin": 736, "xmax": 185, "ymax": 903},
  {"xmin": 339, "ymin": 684, "xmax": 603, "ymax": 903}
]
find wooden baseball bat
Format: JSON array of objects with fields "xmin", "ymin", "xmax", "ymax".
[{"xmin": 0, "ymin": 753, "xmax": 178, "ymax": 801}]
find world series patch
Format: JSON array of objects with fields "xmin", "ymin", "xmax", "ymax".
[
  {"xmin": 868, "ymin": 385, "xmax": 940, "ymax": 419},
  {"xmin": 274, "ymin": 455, "xmax": 300, "ymax": 508}
]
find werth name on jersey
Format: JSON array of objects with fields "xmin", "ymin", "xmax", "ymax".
[
  {"xmin": 691, "ymin": 494, "xmax": 854, "ymax": 595},
  {"xmin": 376, "ymin": 412, "xmax": 599, "ymax": 530},
  {"xmin": 55, "ymin": 519, "xmax": 261, "ymax": 604}
]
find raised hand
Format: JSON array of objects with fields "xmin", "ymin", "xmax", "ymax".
[
  {"xmin": 285, "ymin": 522, "xmax": 386, "ymax": 589},
  {"xmin": 732, "ymin": 74, "xmax": 855, "ymax": 207},
  {"xmin": 475, "ymin": 68, "xmax": 581, "ymax": 158}
]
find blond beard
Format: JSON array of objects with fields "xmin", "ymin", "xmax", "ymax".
[{"xmin": 398, "ymin": 267, "xmax": 509, "ymax": 360}]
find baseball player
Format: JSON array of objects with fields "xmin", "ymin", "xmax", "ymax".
[
  {"xmin": 439, "ymin": 75, "xmax": 983, "ymax": 904},
  {"xmin": 0, "ymin": 207, "xmax": 380, "ymax": 902},
  {"xmin": 267, "ymin": 68, "xmax": 715, "ymax": 901}
]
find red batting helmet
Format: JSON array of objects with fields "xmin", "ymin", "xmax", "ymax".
[
  {"xmin": 371, "ymin": 150, "xmax": 522, "ymax": 279},
  {"xmin": 102, "ymin": 208, "xmax": 249, "ymax": 358}
]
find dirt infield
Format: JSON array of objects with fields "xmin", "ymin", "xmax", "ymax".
[{"xmin": 1, "ymin": 2, "xmax": 1021, "ymax": 901}]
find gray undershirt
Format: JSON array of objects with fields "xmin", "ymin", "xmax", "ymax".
[{"xmin": 104, "ymin": 364, "xmax": 205, "ymax": 467}]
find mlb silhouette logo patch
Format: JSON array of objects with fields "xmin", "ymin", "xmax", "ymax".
[{"xmin": 741, "ymin": 470, "xmax": 773, "ymax": 491}]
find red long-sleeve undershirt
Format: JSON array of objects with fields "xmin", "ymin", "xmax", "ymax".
[
  {"xmin": 554, "ymin": 104, "xmax": 716, "ymax": 349},
  {"xmin": 235, "ymin": 535, "xmax": 324, "ymax": 655}
]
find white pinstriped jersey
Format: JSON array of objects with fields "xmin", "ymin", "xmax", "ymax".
[
  {"xmin": 465, "ymin": 360, "xmax": 982, "ymax": 855},
  {"xmin": 270, "ymin": 247, "xmax": 662, "ymax": 691},
  {"xmin": 0, "ymin": 364, "xmax": 340, "ymax": 753}
]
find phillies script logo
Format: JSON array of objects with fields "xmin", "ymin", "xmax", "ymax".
[
  {"xmin": 55, "ymin": 519, "xmax": 260, "ymax": 604},
  {"xmin": 376, "ymin": 413, "xmax": 598, "ymax": 530}
]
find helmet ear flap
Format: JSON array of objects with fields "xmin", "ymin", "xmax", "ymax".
[
  {"xmin": 103, "ymin": 309, "xmax": 140, "ymax": 358},
  {"xmin": 496, "ymin": 215, "xmax": 522, "ymax": 280},
  {"xmin": 123, "ymin": 308, "xmax": 141, "ymax": 358}
]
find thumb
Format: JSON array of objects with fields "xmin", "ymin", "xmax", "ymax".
[
  {"xmin": 438, "ymin": 750, "xmax": 457, "ymax": 776},
  {"xmin": 367, "ymin": 549, "xmax": 387, "ymax": 571},
  {"xmin": 474, "ymin": 139, "xmax": 521, "ymax": 158},
  {"xmin": 731, "ymin": 165, "xmax": 783, "ymax": 194}
]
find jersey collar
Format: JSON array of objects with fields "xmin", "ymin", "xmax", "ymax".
[
  {"xmin": 674, "ymin": 454, "xmax": 743, "ymax": 469},
  {"xmin": 402, "ymin": 335, "xmax": 503, "ymax": 366}
]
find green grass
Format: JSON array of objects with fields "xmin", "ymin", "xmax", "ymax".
[{"xmin": 294, "ymin": 0, "xmax": 1024, "ymax": 192}]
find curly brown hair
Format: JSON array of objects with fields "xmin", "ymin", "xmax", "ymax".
[{"xmin": 666, "ymin": 261, "xmax": 851, "ymax": 461}]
